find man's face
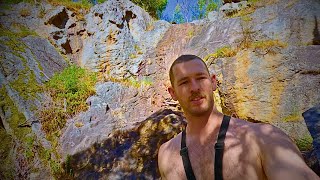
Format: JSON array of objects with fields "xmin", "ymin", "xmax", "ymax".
[{"xmin": 168, "ymin": 59, "xmax": 216, "ymax": 116}]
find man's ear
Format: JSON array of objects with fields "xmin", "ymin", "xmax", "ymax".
[
  {"xmin": 211, "ymin": 74, "xmax": 217, "ymax": 91},
  {"xmin": 168, "ymin": 87, "xmax": 178, "ymax": 101}
]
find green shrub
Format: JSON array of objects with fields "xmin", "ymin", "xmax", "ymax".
[
  {"xmin": 47, "ymin": 0, "xmax": 93, "ymax": 11},
  {"xmin": 295, "ymin": 134, "xmax": 313, "ymax": 151},
  {"xmin": 97, "ymin": 0, "xmax": 107, "ymax": 3},
  {"xmin": 1, "ymin": 0, "xmax": 34, "ymax": 4},
  {"xmin": 131, "ymin": 0, "xmax": 168, "ymax": 19},
  {"xmin": 39, "ymin": 65, "xmax": 97, "ymax": 135}
]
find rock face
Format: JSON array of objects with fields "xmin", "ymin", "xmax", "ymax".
[
  {"xmin": 208, "ymin": 0, "xmax": 320, "ymax": 138},
  {"xmin": 0, "ymin": 28, "xmax": 67, "ymax": 178},
  {"xmin": 0, "ymin": 0, "xmax": 320, "ymax": 178},
  {"xmin": 82, "ymin": 0, "xmax": 170, "ymax": 79}
]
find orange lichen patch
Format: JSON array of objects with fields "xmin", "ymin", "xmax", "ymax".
[
  {"xmin": 226, "ymin": 49, "xmax": 288, "ymax": 123},
  {"xmin": 265, "ymin": 54, "xmax": 287, "ymax": 122},
  {"xmin": 213, "ymin": 90, "xmax": 223, "ymax": 113},
  {"xmin": 98, "ymin": 29, "xmax": 118, "ymax": 80},
  {"xmin": 75, "ymin": 122, "xmax": 84, "ymax": 128},
  {"xmin": 233, "ymin": 51, "xmax": 254, "ymax": 119},
  {"xmin": 107, "ymin": 29, "xmax": 118, "ymax": 45}
]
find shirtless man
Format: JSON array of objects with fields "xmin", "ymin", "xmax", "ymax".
[{"xmin": 158, "ymin": 55, "xmax": 319, "ymax": 180}]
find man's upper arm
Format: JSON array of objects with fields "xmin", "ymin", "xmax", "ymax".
[
  {"xmin": 259, "ymin": 124, "xmax": 319, "ymax": 179},
  {"xmin": 158, "ymin": 143, "xmax": 167, "ymax": 179}
]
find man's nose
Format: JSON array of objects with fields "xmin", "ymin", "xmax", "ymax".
[{"xmin": 190, "ymin": 79, "xmax": 200, "ymax": 92}]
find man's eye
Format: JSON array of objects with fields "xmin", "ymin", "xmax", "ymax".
[
  {"xmin": 197, "ymin": 77, "xmax": 206, "ymax": 80},
  {"xmin": 180, "ymin": 81, "xmax": 187, "ymax": 85}
]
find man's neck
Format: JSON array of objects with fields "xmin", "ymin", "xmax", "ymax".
[{"xmin": 185, "ymin": 107, "xmax": 223, "ymax": 144}]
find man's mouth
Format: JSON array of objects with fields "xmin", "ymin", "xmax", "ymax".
[
  {"xmin": 190, "ymin": 96, "xmax": 205, "ymax": 103},
  {"xmin": 191, "ymin": 97, "xmax": 203, "ymax": 101}
]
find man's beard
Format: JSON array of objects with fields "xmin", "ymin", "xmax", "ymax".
[{"xmin": 184, "ymin": 91, "xmax": 214, "ymax": 116}]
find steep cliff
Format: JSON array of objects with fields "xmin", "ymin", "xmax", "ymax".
[{"xmin": 0, "ymin": 0, "xmax": 319, "ymax": 179}]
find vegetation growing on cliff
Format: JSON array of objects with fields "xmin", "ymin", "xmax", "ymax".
[
  {"xmin": 39, "ymin": 65, "xmax": 97, "ymax": 135},
  {"xmin": 295, "ymin": 134, "xmax": 313, "ymax": 151},
  {"xmin": 32, "ymin": 65, "xmax": 98, "ymax": 177},
  {"xmin": 0, "ymin": 128, "xmax": 14, "ymax": 179},
  {"xmin": 204, "ymin": 45, "xmax": 237, "ymax": 61}
]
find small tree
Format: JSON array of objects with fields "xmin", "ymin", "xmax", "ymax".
[
  {"xmin": 198, "ymin": 0, "xmax": 218, "ymax": 18},
  {"xmin": 172, "ymin": 4, "xmax": 185, "ymax": 24}
]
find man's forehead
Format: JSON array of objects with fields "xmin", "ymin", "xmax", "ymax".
[{"xmin": 172, "ymin": 59, "xmax": 209, "ymax": 75}]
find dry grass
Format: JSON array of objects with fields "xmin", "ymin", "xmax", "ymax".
[{"xmin": 20, "ymin": 8, "xmax": 31, "ymax": 17}]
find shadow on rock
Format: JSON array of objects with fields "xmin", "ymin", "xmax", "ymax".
[{"xmin": 58, "ymin": 109, "xmax": 186, "ymax": 179}]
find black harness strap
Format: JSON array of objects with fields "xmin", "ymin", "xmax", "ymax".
[
  {"xmin": 180, "ymin": 115, "xmax": 231, "ymax": 180},
  {"xmin": 180, "ymin": 130, "xmax": 196, "ymax": 180},
  {"xmin": 214, "ymin": 115, "xmax": 231, "ymax": 180}
]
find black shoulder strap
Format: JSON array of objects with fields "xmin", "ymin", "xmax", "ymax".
[
  {"xmin": 214, "ymin": 115, "xmax": 231, "ymax": 180},
  {"xmin": 180, "ymin": 130, "xmax": 196, "ymax": 180},
  {"xmin": 180, "ymin": 115, "xmax": 231, "ymax": 180}
]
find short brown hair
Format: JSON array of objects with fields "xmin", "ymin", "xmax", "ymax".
[{"xmin": 169, "ymin": 55, "xmax": 209, "ymax": 86}]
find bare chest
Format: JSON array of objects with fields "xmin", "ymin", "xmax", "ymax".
[{"xmin": 166, "ymin": 136, "xmax": 264, "ymax": 180}]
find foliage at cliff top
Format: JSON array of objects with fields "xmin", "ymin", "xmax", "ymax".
[
  {"xmin": 166, "ymin": 0, "xmax": 219, "ymax": 23},
  {"xmin": 131, "ymin": 0, "xmax": 168, "ymax": 19},
  {"xmin": 38, "ymin": 65, "xmax": 97, "ymax": 136},
  {"xmin": 1, "ymin": 0, "xmax": 167, "ymax": 19}
]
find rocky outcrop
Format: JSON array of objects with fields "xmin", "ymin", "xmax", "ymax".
[
  {"xmin": 82, "ymin": 0, "xmax": 170, "ymax": 79},
  {"xmin": 0, "ymin": 27, "xmax": 67, "ymax": 178},
  {"xmin": 208, "ymin": 0, "xmax": 320, "ymax": 138},
  {"xmin": 59, "ymin": 109, "xmax": 185, "ymax": 179},
  {"xmin": 147, "ymin": 0, "xmax": 320, "ymax": 139},
  {"xmin": 0, "ymin": 0, "xmax": 320, "ymax": 178},
  {"xmin": 59, "ymin": 81, "xmax": 167, "ymax": 158}
]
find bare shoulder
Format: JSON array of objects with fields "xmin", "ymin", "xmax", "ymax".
[
  {"xmin": 158, "ymin": 133, "xmax": 182, "ymax": 178},
  {"xmin": 246, "ymin": 121, "xmax": 299, "ymax": 151},
  {"xmin": 230, "ymin": 118, "xmax": 319, "ymax": 179},
  {"xmin": 230, "ymin": 117, "xmax": 293, "ymax": 146},
  {"xmin": 158, "ymin": 132, "xmax": 181, "ymax": 155}
]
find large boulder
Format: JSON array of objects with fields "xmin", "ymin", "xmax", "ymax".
[
  {"xmin": 59, "ymin": 81, "xmax": 165, "ymax": 158},
  {"xmin": 303, "ymin": 104, "xmax": 320, "ymax": 165},
  {"xmin": 59, "ymin": 109, "xmax": 186, "ymax": 179}
]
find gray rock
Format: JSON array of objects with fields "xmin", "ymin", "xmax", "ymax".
[
  {"xmin": 303, "ymin": 104, "xmax": 320, "ymax": 163},
  {"xmin": 207, "ymin": 11, "xmax": 220, "ymax": 22},
  {"xmin": 59, "ymin": 81, "xmax": 159, "ymax": 158},
  {"xmin": 209, "ymin": 45, "xmax": 320, "ymax": 140},
  {"xmin": 59, "ymin": 109, "xmax": 186, "ymax": 179},
  {"xmin": 251, "ymin": 0, "xmax": 320, "ymax": 46},
  {"xmin": 81, "ymin": 0, "xmax": 170, "ymax": 79}
]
